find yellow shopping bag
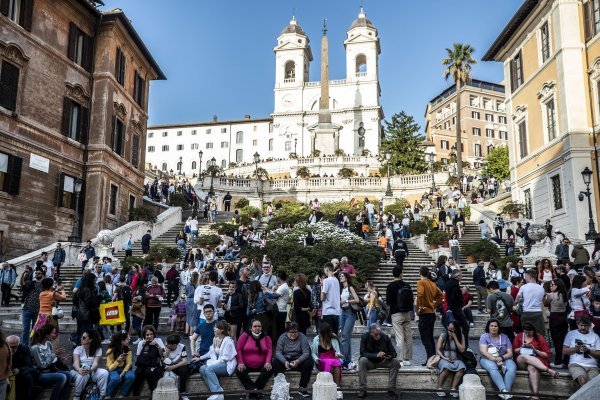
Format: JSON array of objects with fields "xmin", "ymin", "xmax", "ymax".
[{"xmin": 99, "ymin": 301, "xmax": 126, "ymax": 326}]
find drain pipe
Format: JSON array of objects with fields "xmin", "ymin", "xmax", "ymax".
[{"xmin": 584, "ymin": 37, "xmax": 600, "ymax": 222}]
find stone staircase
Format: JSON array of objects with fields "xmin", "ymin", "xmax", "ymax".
[{"xmin": 454, "ymin": 221, "xmax": 520, "ymax": 264}]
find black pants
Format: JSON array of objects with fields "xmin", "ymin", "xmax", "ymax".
[
  {"xmin": 1, "ymin": 283, "xmax": 11, "ymax": 306},
  {"xmin": 272, "ymin": 358, "xmax": 314, "ymax": 389},
  {"xmin": 172, "ymin": 364, "xmax": 191, "ymax": 393},
  {"xmin": 464, "ymin": 307, "xmax": 474, "ymax": 324},
  {"xmin": 256, "ymin": 313, "xmax": 276, "ymax": 345},
  {"xmin": 494, "ymin": 227, "xmax": 503, "ymax": 241},
  {"xmin": 276, "ymin": 311, "xmax": 288, "ymax": 341},
  {"xmin": 500, "ymin": 326, "xmax": 514, "ymax": 343},
  {"xmin": 449, "ymin": 307, "xmax": 470, "ymax": 348},
  {"xmin": 132, "ymin": 366, "xmax": 163, "ymax": 395},
  {"xmin": 322, "ymin": 314, "xmax": 339, "ymax": 334},
  {"xmin": 15, "ymin": 371, "xmax": 35, "ymax": 399},
  {"xmin": 235, "ymin": 365, "xmax": 273, "ymax": 390},
  {"xmin": 549, "ymin": 312, "xmax": 569, "ymax": 365},
  {"xmin": 53, "ymin": 263, "xmax": 61, "ymax": 279},
  {"xmin": 395, "ymin": 256, "xmax": 405, "ymax": 270},
  {"xmin": 144, "ymin": 307, "xmax": 161, "ymax": 329},
  {"xmin": 166, "ymin": 283, "xmax": 179, "ymax": 306},
  {"xmin": 224, "ymin": 201, "xmax": 231, "ymax": 212},
  {"xmin": 418, "ymin": 313, "xmax": 436, "ymax": 359}
]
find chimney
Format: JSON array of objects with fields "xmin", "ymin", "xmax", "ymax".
[
  {"xmin": 244, "ymin": 115, "xmax": 251, "ymax": 120},
  {"xmin": 212, "ymin": 114, "xmax": 218, "ymax": 122}
]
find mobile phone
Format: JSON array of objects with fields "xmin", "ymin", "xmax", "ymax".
[{"xmin": 575, "ymin": 339, "xmax": 584, "ymax": 346}]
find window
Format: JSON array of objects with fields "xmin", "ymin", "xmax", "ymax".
[
  {"xmin": 510, "ymin": 51, "xmax": 524, "ymax": 92},
  {"xmin": 177, "ymin": 131, "xmax": 182, "ymax": 136},
  {"xmin": 485, "ymin": 113, "xmax": 494, "ymax": 122},
  {"xmin": 61, "ymin": 97, "xmax": 89, "ymax": 143},
  {"xmin": 0, "ymin": 152, "xmax": 22, "ymax": 195},
  {"xmin": 440, "ymin": 140, "xmax": 449, "ymax": 150},
  {"xmin": 191, "ymin": 143, "xmax": 199, "ymax": 150},
  {"xmin": 252, "ymin": 139, "xmax": 257, "ymax": 146},
  {"xmin": 133, "ymin": 71, "xmax": 145, "ymax": 108},
  {"xmin": 109, "ymin": 184, "xmax": 118, "ymax": 216},
  {"xmin": 474, "ymin": 143, "xmax": 482, "ymax": 157},
  {"xmin": 269, "ymin": 123, "xmax": 273, "ymax": 133},
  {"xmin": 486, "ymin": 129, "xmax": 495, "ymax": 138},
  {"xmin": 472, "ymin": 127, "xmax": 481, "ymax": 136},
  {"xmin": 148, "ymin": 132, "xmax": 154, "ymax": 138},
  {"xmin": 58, "ymin": 174, "xmax": 76, "ymax": 209},
  {"xmin": 497, "ymin": 101, "xmax": 505, "ymax": 112},
  {"xmin": 235, "ymin": 149, "xmax": 243, "ymax": 163},
  {"xmin": 452, "ymin": 116, "xmax": 456, "ymax": 125},
  {"xmin": 545, "ymin": 98, "xmax": 557, "ymax": 141},
  {"xmin": 487, "ymin": 144, "xmax": 494, "ymax": 154},
  {"xmin": 469, "ymin": 95, "xmax": 479, "ymax": 107},
  {"xmin": 67, "ymin": 22, "xmax": 93, "ymax": 71},
  {"xmin": 443, "ymin": 121, "xmax": 450, "ymax": 130},
  {"xmin": 115, "ymin": 47, "xmax": 126, "ymax": 86},
  {"xmin": 161, "ymin": 163, "xmax": 167, "ymax": 171},
  {"xmin": 268, "ymin": 139, "xmax": 273, "ymax": 151},
  {"xmin": 176, "ymin": 144, "xmax": 184, "ymax": 151},
  {"xmin": 355, "ymin": 54, "xmax": 367, "ymax": 75},
  {"xmin": 471, "ymin": 111, "xmax": 480, "ymax": 119},
  {"xmin": 551, "ymin": 175, "xmax": 563, "ymax": 210},
  {"xmin": 498, "ymin": 116, "xmax": 507, "ymax": 124},
  {"xmin": 524, "ymin": 189, "xmax": 533, "ymax": 219},
  {"xmin": 206, "ymin": 142, "xmax": 213, "ymax": 149},
  {"xmin": 584, "ymin": 0, "xmax": 600, "ymax": 41},
  {"xmin": 483, "ymin": 98, "xmax": 492, "ymax": 110},
  {"xmin": 221, "ymin": 141, "xmax": 228, "ymax": 148},
  {"xmin": 1, "ymin": 0, "xmax": 33, "ymax": 30},
  {"xmin": 518, "ymin": 121, "xmax": 528, "ymax": 158},
  {"xmin": 540, "ymin": 22, "xmax": 551, "ymax": 62},
  {"xmin": 285, "ymin": 141, "xmax": 291, "ymax": 151},
  {"xmin": 131, "ymin": 135, "xmax": 140, "ymax": 168},
  {"xmin": 236, "ymin": 131, "xmax": 243, "ymax": 144},
  {"xmin": 221, "ymin": 128, "xmax": 227, "ymax": 133},
  {"xmin": 162, "ymin": 145, "xmax": 169, "ymax": 151},
  {"xmin": 441, "ymin": 158, "xmax": 448, "ymax": 164},
  {"xmin": 162, "ymin": 131, "xmax": 168, "ymax": 137},
  {"xmin": 0, "ymin": 60, "xmax": 20, "ymax": 111},
  {"xmin": 284, "ymin": 60, "xmax": 296, "ymax": 80},
  {"xmin": 206, "ymin": 129, "xmax": 212, "ymax": 134},
  {"xmin": 111, "ymin": 118, "xmax": 125, "ymax": 157},
  {"xmin": 147, "ymin": 146, "xmax": 155, "ymax": 152},
  {"xmin": 499, "ymin": 131, "xmax": 508, "ymax": 140},
  {"xmin": 129, "ymin": 195, "xmax": 135, "ymax": 211},
  {"xmin": 191, "ymin": 161, "xmax": 197, "ymax": 170},
  {"xmin": 221, "ymin": 159, "xmax": 227, "ymax": 169},
  {"xmin": 191, "ymin": 130, "xmax": 197, "ymax": 135}
]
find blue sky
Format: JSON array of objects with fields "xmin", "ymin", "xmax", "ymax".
[{"xmin": 101, "ymin": 0, "xmax": 523, "ymax": 130}]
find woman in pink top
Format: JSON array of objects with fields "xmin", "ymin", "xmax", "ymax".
[
  {"xmin": 235, "ymin": 319, "xmax": 273, "ymax": 393},
  {"xmin": 33, "ymin": 278, "xmax": 66, "ymax": 334}
]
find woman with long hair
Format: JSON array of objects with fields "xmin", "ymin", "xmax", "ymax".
[
  {"xmin": 71, "ymin": 330, "xmax": 108, "ymax": 400},
  {"xmin": 569, "ymin": 275, "xmax": 591, "ymax": 330},
  {"xmin": 106, "ymin": 331, "xmax": 135, "ymax": 397},
  {"xmin": 513, "ymin": 322, "xmax": 559, "ymax": 400},
  {"xmin": 129, "ymin": 264, "xmax": 142, "ymax": 296},
  {"xmin": 247, "ymin": 280, "xmax": 278, "ymax": 342},
  {"xmin": 74, "ymin": 273, "xmax": 99, "ymax": 346},
  {"xmin": 479, "ymin": 319, "xmax": 517, "ymax": 398},
  {"xmin": 364, "ymin": 281, "xmax": 380, "ymax": 328},
  {"xmin": 30, "ymin": 324, "xmax": 71, "ymax": 400},
  {"xmin": 293, "ymin": 273, "xmax": 312, "ymax": 335},
  {"xmin": 144, "ymin": 277, "xmax": 165, "ymax": 329},
  {"xmin": 544, "ymin": 278, "xmax": 569, "ymax": 367},
  {"xmin": 199, "ymin": 320, "xmax": 237, "ymax": 400},
  {"xmin": 505, "ymin": 229, "xmax": 515, "ymax": 256},
  {"xmin": 185, "ymin": 271, "xmax": 200, "ymax": 336},
  {"xmin": 435, "ymin": 321, "xmax": 466, "ymax": 397},
  {"xmin": 132, "ymin": 325, "xmax": 165, "ymax": 396},
  {"xmin": 32, "ymin": 278, "xmax": 66, "ymax": 336},
  {"xmin": 311, "ymin": 322, "xmax": 343, "ymax": 390},
  {"xmin": 224, "ymin": 281, "xmax": 244, "ymax": 340},
  {"xmin": 538, "ymin": 259, "xmax": 557, "ymax": 282},
  {"xmin": 339, "ymin": 272, "xmax": 360, "ymax": 369},
  {"xmin": 235, "ymin": 319, "xmax": 273, "ymax": 394}
]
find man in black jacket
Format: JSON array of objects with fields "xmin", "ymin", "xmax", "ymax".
[
  {"xmin": 386, "ymin": 267, "xmax": 413, "ymax": 366},
  {"xmin": 7, "ymin": 335, "xmax": 39, "ymax": 400},
  {"xmin": 357, "ymin": 324, "xmax": 400, "ymax": 399},
  {"xmin": 445, "ymin": 269, "xmax": 470, "ymax": 347},
  {"xmin": 472, "ymin": 260, "xmax": 487, "ymax": 312},
  {"xmin": 392, "ymin": 239, "xmax": 409, "ymax": 270}
]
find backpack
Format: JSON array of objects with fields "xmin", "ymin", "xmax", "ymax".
[
  {"xmin": 120, "ymin": 285, "xmax": 133, "ymax": 305},
  {"xmin": 493, "ymin": 293, "xmax": 509, "ymax": 320},
  {"xmin": 396, "ymin": 283, "xmax": 414, "ymax": 312},
  {"xmin": 394, "ymin": 242, "xmax": 407, "ymax": 259},
  {"xmin": 82, "ymin": 381, "xmax": 100, "ymax": 400},
  {"xmin": 136, "ymin": 343, "xmax": 164, "ymax": 368}
]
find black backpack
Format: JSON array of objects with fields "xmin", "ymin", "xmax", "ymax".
[
  {"xmin": 396, "ymin": 283, "xmax": 414, "ymax": 312},
  {"xmin": 136, "ymin": 343, "xmax": 164, "ymax": 368}
]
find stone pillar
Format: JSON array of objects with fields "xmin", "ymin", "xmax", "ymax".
[
  {"xmin": 248, "ymin": 196, "xmax": 263, "ymax": 210},
  {"xmin": 152, "ymin": 375, "xmax": 179, "ymax": 400},
  {"xmin": 95, "ymin": 229, "xmax": 115, "ymax": 259},
  {"xmin": 381, "ymin": 196, "xmax": 396, "ymax": 209},
  {"xmin": 459, "ymin": 374, "xmax": 486, "ymax": 400},
  {"xmin": 312, "ymin": 372, "xmax": 337, "ymax": 400}
]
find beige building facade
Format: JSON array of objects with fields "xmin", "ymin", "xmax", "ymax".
[
  {"xmin": 483, "ymin": 0, "xmax": 599, "ymax": 240},
  {"xmin": 424, "ymin": 79, "xmax": 508, "ymax": 169}
]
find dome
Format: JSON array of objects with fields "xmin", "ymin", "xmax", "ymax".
[
  {"xmin": 281, "ymin": 16, "xmax": 306, "ymax": 36},
  {"xmin": 349, "ymin": 7, "xmax": 375, "ymax": 30}
]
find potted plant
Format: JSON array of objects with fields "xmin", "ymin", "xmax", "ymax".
[
  {"xmin": 197, "ymin": 234, "xmax": 222, "ymax": 247},
  {"xmin": 296, "ymin": 166, "xmax": 311, "ymax": 179},
  {"xmin": 409, "ymin": 220, "xmax": 429, "ymax": 236},
  {"xmin": 337, "ymin": 167, "xmax": 355, "ymax": 178},
  {"xmin": 162, "ymin": 246, "xmax": 180, "ymax": 263},
  {"xmin": 463, "ymin": 239, "xmax": 500, "ymax": 263},
  {"xmin": 425, "ymin": 230, "xmax": 450, "ymax": 250},
  {"xmin": 501, "ymin": 201, "xmax": 525, "ymax": 219},
  {"xmin": 334, "ymin": 149, "xmax": 345, "ymax": 156},
  {"xmin": 147, "ymin": 244, "xmax": 165, "ymax": 262}
]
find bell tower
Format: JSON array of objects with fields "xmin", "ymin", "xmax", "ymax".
[{"xmin": 344, "ymin": 7, "xmax": 380, "ymax": 83}]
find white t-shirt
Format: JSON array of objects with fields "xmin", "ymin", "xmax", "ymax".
[
  {"xmin": 73, "ymin": 346, "xmax": 102, "ymax": 367},
  {"xmin": 136, "ymin": 338, "xmax": 166, "ymax": 355},
  {"xmin": 194, "ymin": 284, "xmax": 223, "ymax": 320},
  {"xmin": 365, "ymin": 203, "xmax": 375, "ymax": 214},
  {"xmin": 276, "ymin": 282, "xmax": 290, "ymax": 312},
  {"xmin": 564, "ymin": 330, "xmax": 600, "ymax": 368},
  {"xmin": 165, "ymin": 343, "xmax": 187, "ymax": 364},
  {"xmin": 44, "ymin": 261, "xmax": 54, "ymax": 278},
  {"xmin": 517, "ymin": 282, "xmax": 545, "ymax": 312},
  {"xmin": 321, "ymin": 276, "xmax": 341, "ymax": 316}
]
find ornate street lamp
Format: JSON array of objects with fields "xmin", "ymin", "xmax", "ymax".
[
  {"xmin": 178, "ymin": 156, "xmax": 182, "ymax": 175},
  {"xmin": 428, "ymin": 152, "xmax": 436, "ymax": 193},
  {"xmin": 169, "ymin": 168, "xmax": 174, "ymax": 177},
  {"xmin": 198, "ymin": 151, "xmax": 203, "ymax": 186},
  {"xmin": 254, "ymin": 152, "xmax": 260, "ymax": 196},
  {"xmin": 294, "ymin": 138, "xmax": 298, "ymax": 156},
  {"xmin": 385, "ymin": 149, "xmax": 393, "ymax": 197},
  {"xmin": 450, "ymin": 145, "xmax": 457, "ymax": 176},
  {"xmin": 67, "ymin": 178, "xmax": 84, "ymax": 242},
  {"xmin": 579, "ymin": 167, "xmax": 598, "ymax": 240},
  {"xmin": 208, "ymin": 157, "xmax": 216, "ymax": 197}
]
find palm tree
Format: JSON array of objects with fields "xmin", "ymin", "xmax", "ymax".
[{"xmin": 442, "ymin": 43, "xmax": 477, "ymax": 177}]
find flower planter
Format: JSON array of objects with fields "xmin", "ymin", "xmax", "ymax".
[
  {"xmin": 442, "ymin": 240, "xmax": 450, "ymax": 248},
  {"xmin": 508, "ymin": 212, "xmax": 519, "ymax": 220},
  {"xmin": 466, "ymin": 255, "xmax": 476, "ymax": 264},
  {"xmin": 429, "ymin": 244, "xmax": 439, "ymax": 250}
]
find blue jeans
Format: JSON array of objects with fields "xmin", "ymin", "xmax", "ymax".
[
  {"xmin": 107, "ymin": 368, "xmax": 135, "ymax": 396},
  {"xmin": 366, "ymin": 307, "xmax": 378, "ymax": 328},
  {"xmin": 339, "ymin": 308, "xmax": 357, "ymax": 365},
  {"xmin": 199, "ymin": 362, "xmax": 230, "ymax": 393},
  {"xmin": 132, "ymin": 315, "xmax": 143, "ymax": 338},
  {"xmin": 479, "ymin": 358, "xmax": 517, "ymax": 392},
  {"xmin": 38, "ymin": 371, "xmax": 71, "ymax": 400},
  {"xmin": 368, "ymin": 213, "xmax": 374, "ymax": 226},
  {"xmin": 21, "ymin": 309, "xmax": 38, "ymax": 346}
]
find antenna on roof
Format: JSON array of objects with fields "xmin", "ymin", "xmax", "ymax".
[{"xmin": 90, "ymin": 0, "xmax": 105, "ymax": 8}]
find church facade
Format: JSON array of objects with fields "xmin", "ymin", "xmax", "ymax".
[{"xmin": 146, "ymin": 8, "xmax": 384, "ymax": 177}]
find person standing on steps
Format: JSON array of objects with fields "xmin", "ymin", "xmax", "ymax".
[
  {"xmin": 386, "ymin": 266, "xmax": 413, "ymax": 366},
  {"xmin": 321, "ymin": 263, "xmax": 341, "ymax": 334},
  {"xmin": 392, "ymin": 237, "xmax": 409, "ymax": 270},
  {"xmin": 472, "ymin": 260, "xmax": 488, "ymax": 313},
  {"xmin": 79, "ymin": 240, "xmax": 95, "ymax": 271},
  {"xmin": 223, "ymin": 192, "xmax": 232, "ymax": 212},
  {"xmin": 51, "ymin": 243, "xmax": 66, "ymax": 279},
  {"xmin": 141, "ymin": 230, "xmax": 152, "ymax": 258},
  {"xmin": 486, "ymin": 280, "xmax": 516, "ymax": 343},
  {"xmin": 416, "ymin": 266, "xmax": 444, "ymax": 361},
  {"xmin": 445, "ymin": 269, "xmax": 471, "ymax": 347}
]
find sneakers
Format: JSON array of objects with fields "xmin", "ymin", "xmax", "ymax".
[
  {"xmin": 499, "ymin": 389, "xmax": 512, "ymax": 399},
  {"xmin": 436, "ymin": 390, "xmax": 446, "ymax": 397},
  {"xmin": 347, "ymin": 361, "xmax": 358, "ymax": 370},
  {"xmin": 469, "ymin": 322, "xmax": 475, "ymax": 328},
  {"xmin": 357, "ymin": 388, "xmax": 367, "ymax": 398},
  {"xmin": 336, "ymin": 390, "xmax": 343, "ymax": 399},
  {"xmin": 297, "ymin": 390, "xmax": 310, "ymax": 398},
  {"xmin": 101, "ymin": 339, "xmax": 110, "ymax": 345},
  {"xmin": 402, "ymin": 360, "xmax": 411, "ymax": 367},
  {"xmin": 382, "ymin": 322, "xmax": 392, "ymax": 327},
  {"xmin": 550, "ymin": 362, "xmax": 563, "ymax": 368},
  {"xmin": 181, "ymin": 397, "xmax": 190, "ymax": 400},
  {"xmin": 207, "ymin": 395, "xmax": 224, "ymax": 400},
  {"xmin": 450, "ymin": 390, "xmax": 459, "ymax": 398}
]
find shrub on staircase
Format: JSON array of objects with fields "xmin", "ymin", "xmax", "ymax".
[
  {"xmin": 128, "ymin": 207, "xmax": 157, "ymax": 223},
  {"xmin": 425, "ymin": 230, "xmax": 450, "ymax": 246},
  {"xmin": 169, "ymin": 192, "xmax": 189, "ymax": 209},
  {"xmin": 147, "ymin": 244, "xmax": 166, "ymax": 261},
  {"xmin": 234, "ymin": 198, "xmax": 249, "ymax": 208},
  {"xmin": 409, "ymin": 220, "xmax": 429, "ymax": 236},
  {"xmin": 240, "ymin": 205, "xmax": 262, "ymax": 225},
  {"xmin": 267, "ymin": 201, "xmax": 311, "ymax": 230},
  {"xmin": 210, "ymin": 222, "xmax": 237, "ymax": 237},
  {"xmin": 463, "ymin": 239, "xmax": 500, "ymax": 262},
  {"xmin": 196, "ymin": 234, "xmax": 222, "ymax": 247},
  {"xmin": 383, "ymin": 199, "xmax": 410, "ymax": 216}
]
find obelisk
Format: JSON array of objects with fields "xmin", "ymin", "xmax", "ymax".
[{"xmin": 319, "ymin": 20, "xmax": 331, "ymax": 125}]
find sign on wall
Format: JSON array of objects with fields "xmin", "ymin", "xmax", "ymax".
[{"xmin": 29, "ymin": 153, "xmax": 50, "ymax": 173}]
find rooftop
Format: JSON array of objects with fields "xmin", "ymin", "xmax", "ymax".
[
  {"xmin": 148, "ymin": 117, "xmax": 273, "ymax": 130},
  {"xmin": 428, "ymin": 79, "xmax": 505, "ymax": 105}
]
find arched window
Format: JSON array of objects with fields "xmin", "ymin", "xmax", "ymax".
[
  {"xmin": 268, "ymin": 139, "xmax": 274, "ymax": 151},
  {"xmin": 355, "ymin": 54, "xmax": 367, "ymax": 76},
  {"xmin": 221, "ymin": 159, "xmax": 227, "ymax": 168},
  {"xmin": 161, "ymin": 163, "xmax": 167, "ymax": 171},
  {"xmin": 176, "ymin": 161, "xmax": 182, "ymax": 172},
  {"xmin": 191, "ymin": 161, "xmax": 197, "ymax": 170},
  {"xmin": 236, "ymin": 149, "xmax": 243, "ymax": 163},
  {"xmin": 236, "ymin": 131, "xmax": 243, "ymax": 144},
  {"xmin": 487, "ymin": 144, "xmax": 494, "ymax": 155},
  {"xmin": 284, "ymin": 61, "xmax": 295, "ymax": 80}
]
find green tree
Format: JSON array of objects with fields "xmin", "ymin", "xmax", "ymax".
[
  {"xmin": 380, "ymin": 111, "xmax": 428, "ymax": 175},
  {"xmin": 486, "ymin": 146, "xmax": 510, "ymax": 180},
  {"xmin": 442, "ymin": 43, "xmax": 477, "ymax": 177}
]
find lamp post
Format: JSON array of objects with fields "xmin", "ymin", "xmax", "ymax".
[
  {"xmin": 428, "ymin": 152, "xmax": 436, "ymax": 193},
  {"xmin": 254, "ymin": 152, "xmax": 260, "ymax": 196},
  {"xmin": 385, "ymin": 149, "xmax": 393, "ymax": 196},
  {"xmin": 294, "ymin": 138, "xmax": 298, "ymax": 156},
  {"xmin": 198, "ymin": 151, "xmax": 203, "ymax": 183},
  {"xmin": 450, "ymin": 146, "xmax": 457, "ymax": 176},
  {"xmin": 67, "ymin": 178, "xmax": 84, "ymax": 242},
  {"xmin": 169, "ymin": 168, "xmax": 174, "ymax": 178},
  {"xmin": 580, "ymin": 167, "xmax": 598, "ymax": 240},
  {"xmin": 178, "ymin": 156, "xmax": 182, "ymax": 175},
  {"xmin": 208, "ymin": 157, "xmax": 216, "ymax": 198}
]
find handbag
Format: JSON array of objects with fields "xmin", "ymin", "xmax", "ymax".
[
  {"xmin": 350, "ymin": 296, "xmax": 367, "ymax": 313},
  {"xmin": 52, "ymin": 303, "xmax": 64, "ymax": 319},
  {"xmin": 78, "ymin": 252, "xmax": 87, "ymax": 262},
  {"xmin": 426, "ymin": 354, "xmax": 440, "ymax": 369}
]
